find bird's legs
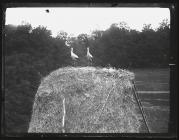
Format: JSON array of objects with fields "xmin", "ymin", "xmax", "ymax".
[
  {"xmin": 87, "ymin": 59, "xmax": 92, "ymax": 67},
  {"xmin": 90, "ymin": 60, "xmax": 93, "ymax": 66},
  {"xmin": 89, "ymin": 59, "xmax": 92, "ymax": 67},
  {"xmin": 73, "ymin": 60, "xmax": 77, "ymax": 67}
]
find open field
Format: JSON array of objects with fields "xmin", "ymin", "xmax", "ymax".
[
  {"xmin": 132, "ymin": 68, "xmax": 170, "ymax": 133},
  {"xmin": 133, "ymin": 68, "xmax": 170, "ymax": 91}
]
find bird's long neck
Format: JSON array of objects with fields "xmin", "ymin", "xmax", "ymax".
[
  {"xmin": 71, "ymin": 48, "xmax": 73, "ymax": 53},
  {"xmin": 87, "ymin": 48, "xmax": 90, "ymax": 54}
]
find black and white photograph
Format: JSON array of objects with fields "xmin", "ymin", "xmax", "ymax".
[{"xmin": 2, "ymin": 3, "xmax": 176, "ymax": 136}]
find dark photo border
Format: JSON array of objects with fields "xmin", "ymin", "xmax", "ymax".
[{"xmin": 1, "ymin": 0, "xmax": 177, "ymax": 138}]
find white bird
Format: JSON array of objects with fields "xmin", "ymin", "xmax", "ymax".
[
  {"xmin": 86, "ymin": 47, "xmax": 93, "ymax": 66},
  {"xmin": 71, "ymin": 47, "xmax": 79, "ymax": 66}
]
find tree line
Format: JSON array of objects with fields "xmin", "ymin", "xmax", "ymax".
[{"xmin": 4, "ymin": 19, "xmax": 170, "ymax": 133}]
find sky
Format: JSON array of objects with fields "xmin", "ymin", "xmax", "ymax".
[{"xmin": 5, "ymin": 7, "xmax": 170, "ymax": 37}]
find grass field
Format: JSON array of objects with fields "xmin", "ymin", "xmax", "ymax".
[
  {"xmin": 133, "ymin": 68, "xmax": 170, "ymax": 91},
  {"xmin": 131, "ymin": 68, "xmax": 170, "ymax": 133}
]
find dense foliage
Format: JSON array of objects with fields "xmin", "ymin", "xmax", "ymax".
[{"xmin": 4, "ymin": 20, "xmax": 170, "ymax": 133}]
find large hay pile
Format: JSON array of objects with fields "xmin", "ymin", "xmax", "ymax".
[{"xmin": 28, "ymin": 67, "xmax": 141, "ymax": 133}]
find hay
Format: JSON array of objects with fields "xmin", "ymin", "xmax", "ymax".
[{"xmin": 28, "ymin": 66, "xmax": 141, "ymax": 133}]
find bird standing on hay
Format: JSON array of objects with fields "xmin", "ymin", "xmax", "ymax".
[
  {"xmin": 71, "ymin": 47, "xmax": 79, "ymax": 66},
  {"xmin": 86, "ymin": 47, "xmax": 93, "ymax": 66},
  {"xmin": 65, "ymin": 40, "xmax": 79, "ymax": 67}
]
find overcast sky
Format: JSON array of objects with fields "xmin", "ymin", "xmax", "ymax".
[{"xmin": 5, "ymin": 8, "xmax": 170, "ymax": 37}]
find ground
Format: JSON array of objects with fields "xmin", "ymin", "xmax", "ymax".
[{"xmin": 132, "ymin": 68, "xmax": 170, "ymax": 133}]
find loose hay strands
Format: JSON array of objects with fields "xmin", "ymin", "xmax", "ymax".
[
  {"xmin": 28, "ymin": 66, "xmax": 141, "ymax": 133},
  {"xmin": 95, "ymin": 84, "xmax": 115, "ymax": 124}
]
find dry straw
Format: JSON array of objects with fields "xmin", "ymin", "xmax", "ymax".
[{"xmin": 28, "ymin": 66, "xmax": 141, "ymax": 133}]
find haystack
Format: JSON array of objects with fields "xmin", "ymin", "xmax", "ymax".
[{"xmin": 28, "ymin": 67, "xmax": 141, "ymax": 133}]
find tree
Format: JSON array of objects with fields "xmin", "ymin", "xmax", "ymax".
[
  {"xmin": 142, "ymin": 24, "xmax": 154, "ymax": 32},
  {"xmin": 56, "ymin": 31, "xmax": 68, "ymax": 41},
  {"xmin": 91, "ymin": 30, "xmax": 104, "ymax": 40},
  {"xmin": 157, "ymin": 19, "xmax": 170, "ymax": 31},
  {"xmin": 77, "ymin": 33, "xmax": 89, "ymax": 47}
]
